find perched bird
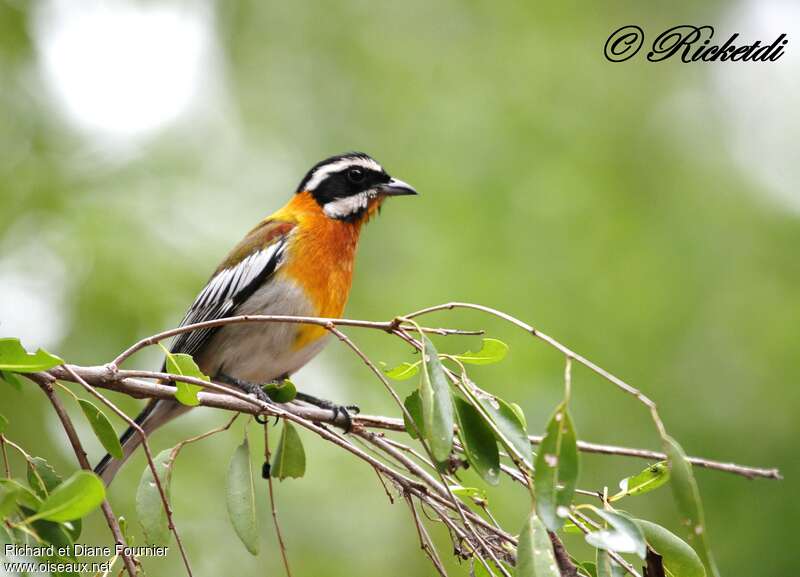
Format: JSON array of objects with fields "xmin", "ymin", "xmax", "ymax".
[{"xmin": 96, "ymin": 152, "xmax": 417, "ymax": 484}]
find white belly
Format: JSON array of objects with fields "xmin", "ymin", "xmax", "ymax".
[{"xmin": 195, "ymin": 277, "xmax": 329, "ymax": 383}]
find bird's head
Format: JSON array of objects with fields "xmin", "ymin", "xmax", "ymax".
[{"xmin": 296, "ymin": 152, "xmax": 417, "ymax": 223}]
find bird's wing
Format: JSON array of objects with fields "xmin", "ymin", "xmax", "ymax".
[{"xmin": 168, "ymin": 219, "xmax": 296, "ymax": 360}]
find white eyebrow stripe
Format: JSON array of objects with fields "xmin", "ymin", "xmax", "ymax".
[{"xmin": 304, "ymin": 157, "xmax": 383, "ymax": 191}]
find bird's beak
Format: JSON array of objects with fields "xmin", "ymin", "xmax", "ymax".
[{"xmin": 377, "ymin": 178, "xmax": 418, "ymax": 197}]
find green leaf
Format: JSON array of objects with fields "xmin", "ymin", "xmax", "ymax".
[
  {"xmin": 77, "ymin": 399, "xmax": 124, "ymax": 460},
  {"xmin": 31, "ymin": 471, "xmax": 105, "ymax": 523},
  {"xmin": 478, "ymin": 394, "xmax": 532, "ymax": 468},
  {"xmin": 585, "ymin": 509, "xmax": 647, "ymax": 559},
  {"xmin": 509, "ymin": 402, "xmax": 527, "ymax": 430},
  {"xmin": 383, "ymin": 361, "xmax": 420, "ymax": 380},
  {"xmin": 516, "ymin": 510, "xmax": 560, "ymax": 577},
  {"xmin": 0, "ymin": 523, "xmax": 12, "ymax": 545},
  {"xmin": 534, "ymin": 402, "xmax": 579, "ymax": 530},
  {"xmin": 226, "ymin": 436, "xmax": 260, "ymax": 555},
  {"xmin": 454, "ymin": 338, "xmax": 509, "ymax": 365},
  {"xmin": 0, "ymin": 483, "xmax": 19, "ymax": 517},
  {"xmin": 164, "ymin": 352, "xmax": 208, "ymax": 406},
  {"xmin": 28, "ymin": 514, "xmax": 74, "ymax": 549},
  {"xmin": 403, "ymin": 390, "xmax": 426, "ymax": 439},
  {"xmin": 264, "ymin": 379, "xmax": 297, "ymax": 403},
  {"xmin": 610, "ymin": 461, "xmax": 669, "ymax": 502},
  {"xmin": 0, "ymin": 338, "xmax": 64, "ymax": 373},
  {"xmin": 453, "ymin": 397, "xmax": 500, "ymax": 485},
  {"xmin": 419, "ymin": 337, "xmax": 454, "ymax": 462},
  {"xmin": 64, "ymin": 517, "xmax": 82, "ymax": 541},
  {"xmin": 596, "ymin": 550, "xmax": 624, "ymax": 577},
  {"xmin": 664, "ymin": 436, "xmax": 719, "ymax": 577},
  {"xmin": 0, "ymin": 413, "xmax": 7, "ymax": 434},
  {"xmin": 0, "ymin": 370, "xmax": 22, "ymax": 391},
  {"xmin": 636, "ymin": 519, "xmax": 706, "ymax": 577},
  {"xmin": 579, "ymin": 561, "xmax": 598, "ymax": 577},
  {"xmin": 449, "ymin": 484, "xmax": 487, "ymax": 502},
  {"xmin": 27, "ymin": 457, "xmax": 63, "ymax": 499},
  {"xmin": 136, "ymin": 448, "xmax": 174, "ymax": 545},
  {"xmin": 561, "ymin": 522, "xmax": 582, "ymax": 535},
  {"xmin": 271, "ymin": 421, "xmax": 306, "ymax": 480},
  {"xmin": 0, "ymin": 478, "xmax": 42, "ymax": 510},
  {"xmin": 23, "ymin": 459, "xmax": 82, "ymax": 540},
  {"xmin": 119, "ymin": 516, "xmax": 134, "ymax": 546}
]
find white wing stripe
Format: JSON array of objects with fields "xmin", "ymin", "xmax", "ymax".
[
  {"xmin": 170, "ymin": 236, "xmax": 290, "ymax": 358},
  {"xmin": 227, "ymin": 259, "xmax": 246, "ymax": 299},
  {"xmin": 183, "ymin": 242, "xmax": 282, "ymax": 321}
]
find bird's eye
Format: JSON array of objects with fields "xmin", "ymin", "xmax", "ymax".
[{"xmin": 347, "ymin": 167, "xmax": 365, "ymax": 183}]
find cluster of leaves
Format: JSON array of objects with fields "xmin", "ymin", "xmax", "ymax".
[
  {"xmin": 133, "ymin": 348, "xmax": 307, "ymax": 556},
  {"xmin": 1, "ymin": 339, "xmax": 113, "ymax": 575},
  {"xmin": 1, "ymin": 333, "xmax": 721, "ymax": 577},
  {"xmin": 134, "ymin": 418, "xmax": 306, "ymax": 554},
  {"xmin": 0, "ymin": 338, "xmax": 309, "ymax": 564},
  {"xmin": 383, "ymin": 336, "xmax": 715, "ymax": 577}
]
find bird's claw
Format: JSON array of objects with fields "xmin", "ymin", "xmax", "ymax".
[
  {"xmin": 225, "ymin": 377, "xmax": 271, "ymax": 423},
  {"xmin": 334, "ymin": 405, "xmax": 354, "ymax": 433},
  {"xmin": 241, "ymin": 382, "xmax": 271, "ymax": 404},
  {"xmin": 290, "ymin": 392, "xmax": 359, "ymax": 433}
]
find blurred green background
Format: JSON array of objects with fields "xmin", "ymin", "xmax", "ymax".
[{"xmin": 1, "ymin": 0, "xmax": 798, "ymax": 575}]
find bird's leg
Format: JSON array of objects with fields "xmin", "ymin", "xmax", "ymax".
[
  {"xmin": 216, "ymin": 372, "xmax": 273, "ymax": 405},
  {"xmin": 294, "ymin": 392, "xmax": 360, "ymax": 433},
  {"xmin": 216, "ymin": 372, "xmax": 358, "ymax": 432}
]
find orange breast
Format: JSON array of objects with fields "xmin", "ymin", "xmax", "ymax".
[{"xmin": 272, "ymin": 192, "xmax": 365, "ymax": 349}]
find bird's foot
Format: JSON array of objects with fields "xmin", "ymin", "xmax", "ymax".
[
  {"xmin": 216, "ymin": 372, "xmax": 273, "ymax": 423},
  {"xmin": 294, "ymin": 392, "xmax": 360, "ymax": 433}
]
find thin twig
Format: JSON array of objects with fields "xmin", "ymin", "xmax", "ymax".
[
  {"xmin": 61, "ymin": 365, "xmax": 194, "ymax": 577},
  {"xmin": 327, "ymin": 326, "xmax": 512, "ymax": 577},
  {"xmin": 30, "ymin": 374, "xmax": 139, "ymax": 577},
  {"xmin": 405, "ymin": 494, "xmax": 448, "ymax": 577},
  {"xmin": 169, "ymin": 413, "xmax": 239, "ymax": 457},
  {"xmin": 357, "ymin": 430, "xmax": 515, "ymax": 556},
  {"xmin": 402, "ymin": 303, "xmax": 784, "ymax": 477},
  {"xmin": 264, "ymin": 423, "xmax": 293, "ymax": 577},
  {"xmin": 0, "ymin": 435, "xmax": 56, "ymax": 510},
  {"xmin": 404, "ymin": 302, "xmax": 669, "ymax": 438},
  {"xmin": 548, "ymin": 531, "xmax": 580, "ymax": 577},
  {"xmin": 12, "ymin": 305, "xmax": 781, "ymax": 577},
  {"xmin": 45, "ymin": 365, "xmax": 782, "ymax": 480},
  {"xmin": 529, "ymin": 436, "xmax": 782, "ymax": 480},
  {"xmin": 0, "ymin": 435, "xmax": 10, "ymax": 477},
  {"xmin": 112, "ymin": 314, "xmax": 477, "ymax": 367},
  {"xmin": 372, "ymin": 465, "xmax": 396, "ymax": 504},
  {"xmin": 568, "ymin": 510, "xmax": 642, "ymax": 577}
]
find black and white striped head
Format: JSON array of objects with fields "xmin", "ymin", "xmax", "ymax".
[{"xmin": 297, "ymin": 152, "xmax": 417, "ymax": 220}]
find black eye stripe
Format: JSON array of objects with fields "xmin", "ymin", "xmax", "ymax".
[
  {"xmin": 347, "ymin": 167, "xmax": 365, "ymax": 183},
  {"xmin": 297, "ymin": 153, "xmax": 391, "ymax": 212},
  {"xmin": 296, "ymin": 152, "xmax": 382, "ymax": 193},
  {"xmin": 335, "ymin": 166, "xmax": 386, "ymax": 185}
]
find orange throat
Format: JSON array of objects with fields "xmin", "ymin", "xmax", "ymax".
[{"xmin": 273, "ymin": 191, "xmax": 375, "ymax": 349}]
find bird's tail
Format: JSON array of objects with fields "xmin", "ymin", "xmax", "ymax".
[{"xmin": 94, "ymin": 398, "xmax": 190, "ymax": 485}]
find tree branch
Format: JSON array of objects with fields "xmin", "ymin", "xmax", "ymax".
[
  {"xmin": 61, "ymin": 365, "xmax": 195, "ymax": 576},
  {"xmin": 44, "ymin": 365, "xmax": 781, "ymax": 481},
  {"xmin": 29, "ymin": 373, "xmax": 139, "ymax": 577},
  {"xmin": 13, "ymin": 307, "xmax": 781, "ymax": 577}
]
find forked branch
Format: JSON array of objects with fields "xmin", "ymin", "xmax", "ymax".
[{"xmin": 15, "ymin": 305, "xmax": 781, "ymax": 577}]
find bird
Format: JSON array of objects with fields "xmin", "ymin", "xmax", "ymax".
[{"xmin": 95, "ymin": 152, "xmax": 417, "ymax": 485}]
